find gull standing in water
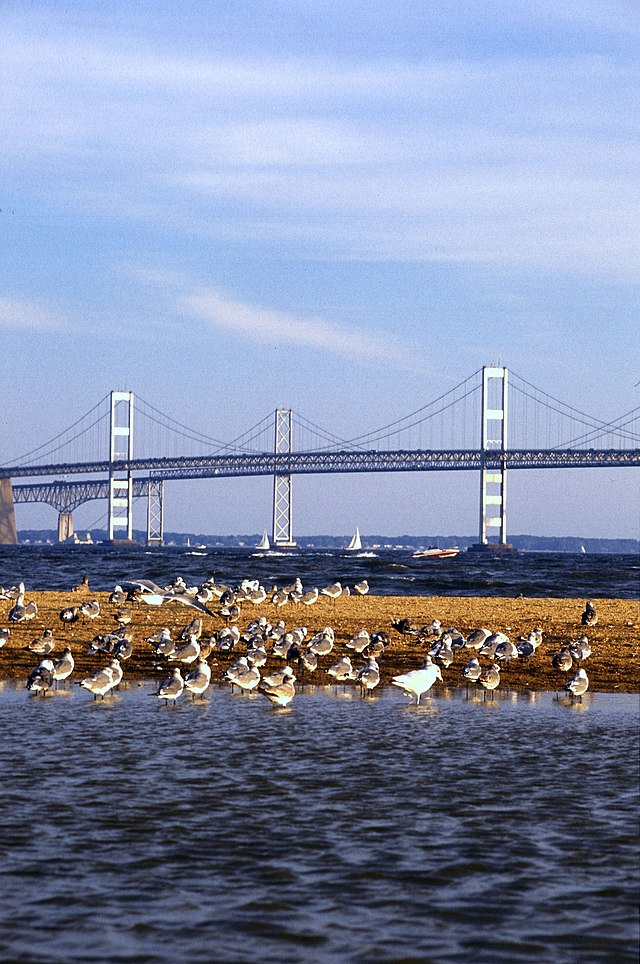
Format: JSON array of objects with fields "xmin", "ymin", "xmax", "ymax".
[
  {"xmin": 52, "ymin": 647, "xmax": 75, "ymax": 688},
  {"xmin": 356, "ymin": 656, "xmax": 380, "ymax": 696},
  {"xmin": 391, "ymin": 657, "xmax": 442, "ymax": 705},
  {"xmin": 154, "ymin": 667, "xmax": 184, "ymax": 704},
  {"xmin": 565, "ymin": 667, "xmax": 589, "ymax": 701},
  {"xmin": 79, "ymin": 664, "xmax": 115, "ymax": 700},
  {"xmin": 184, "ymin": 658, "xmax": 211, "ymax": 699},
  {"xmin": 259, "ymin": 674, "xmax": 296, "ymax": 707},
  {"xmin": 26, "ymin": 659, "xmax": 55, "ymax": 696},
  {"xmin": 478, "ymin": 663, "xmax": 501, "ymax": 698}
]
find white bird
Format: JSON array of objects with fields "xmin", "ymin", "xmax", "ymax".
[
  {"xmin": 154, "ymin": 667, "xmax": 184, "ymax": 703},
  {"xmin": 124, "ymin": 578, "xmax": 213, "ymax": 615},
  {"xmin": 353, "ymin": 580, "xmax": 369, "ymax": 597},
  {"xmin": 9, "ymin": 592, "xmax": 38, "ymax": 622},
  {"xmin": 233, "ymin": 663, "xmax": 261, "ymax": 693},
  {"xmin": 80, "ymin": 665, "xmax": 115, "ymax": 700},
  {"xmin": 461, "ymin": 656, "xmax": 482, "ymax": 683},
  {"xmin": 80, "ymin": 599, "xmax": 101, "ymax": 621},
  {"xmin": 569, "ymin": 636, "xmax": 592, "ymax": 662},
  {"xmin": 356, "ymin": 656, "xmax": 380, "ymax": 695},
  {"xmin": 260, "ymin": 676, "xmax": 296, "ymax": 707},
  {"xmin": 0, "ymin": 627, "xmax": 10, "ymax": 648},
  {"xmin": 478, "ymin": 663, "xmax": 501, "ymax": 697},
  {"xmin": 262, "ymin": 666, "xmax": 296, "ymax": 688},
  {"xmin": 565, "ymin": 667, "xmax": 589, "ymax": 700},
  {"xmin": 346, "ymin": 630, "xmax": 370, "ymax": 653},
  {"xmin": 168, "ymin": 635, "xmax": 201, "ymax": 664},
  {"xmin": 464, "ymin": 628, "xmax": 492, "ymax": 650},
  {"xmin": 327, "ymin": 655, "xmax": 354, "ymax": 682},
  {"xmin": 108, "ymin": 658, "xmax": 123, "ymax": 688},
  {"xmin": 391, "ymin": 658, "xmax": 442, "ymax": 705},
  {"xmin": 184, "ymin": 658, "xmax": 211, "ymax": 698},
  {"xmin": 27, "ymin": 629, "xmax": 55, "ymax": 655},
  {"xmin": 52, "ymin": 647, "xmax": 75, "ymax": 686},
  {"xmin": 26, "ymin": 659, "xmax": 55, "ymax": 695},
  {"xmin": 320, "ymin": 582, "xmax": 342, "ymax": 603}
]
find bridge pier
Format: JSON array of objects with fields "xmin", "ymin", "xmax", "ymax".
[
  {"xmin": 0, "ymin": 479, "xmax": 17, "ymax": 545},
  {"xmin": 272, "ymin": 409, "xmax": 296, "ymax": 548},
  {"xmin": 58, "ymin": 511, "xmax": 74, "ymax": 543}
]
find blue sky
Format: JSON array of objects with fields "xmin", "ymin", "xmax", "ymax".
[{"xmin": 1, "ymin": 1, "xmax": 638, "ymax": 538}]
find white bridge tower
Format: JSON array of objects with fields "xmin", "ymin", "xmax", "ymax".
[{"xmin": 478, "ymin": 366, "xmax": 510, "ymax": 547}]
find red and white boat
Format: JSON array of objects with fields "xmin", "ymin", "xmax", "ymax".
[{"xmin": 412, "ymin": 546, "xmax": 460, "ymax": 559}]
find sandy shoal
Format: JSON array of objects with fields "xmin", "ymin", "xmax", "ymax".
[{"xmin": 2, "ymin": 591, "xmax": 639, "ymax": 693}]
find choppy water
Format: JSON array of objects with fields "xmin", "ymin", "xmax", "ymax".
[
  {"xmin": 0, "ymin": 685, "xmax": 638, "ymax": 962},
  {"xmin": 0, "ymin": 544, "xmax": 637, "ymax": 597}
]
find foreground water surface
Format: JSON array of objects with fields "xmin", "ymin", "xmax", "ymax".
[{"xmin": 0, "ymin": 685, "xmax": 637, "ymax": 962}]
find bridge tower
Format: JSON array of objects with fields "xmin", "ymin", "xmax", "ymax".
[
  {"xmin": 146, "ymin": 478, "xmax": 164, "ymax": 546},
  {"xmin": 272, "ymin": 409, "xmax": 297, "ymax": 548},
  {"xmin": 108, "ymin": 391, "xmax": 134, "ymax": 543},
  {"xmin": 478, "ymin": 366, "xmax": 511, "ymax": 549}
]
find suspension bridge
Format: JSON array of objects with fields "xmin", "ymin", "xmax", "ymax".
[{"xmin": 1, "ymin": 367, "xmax": 638, "ymax": 547}]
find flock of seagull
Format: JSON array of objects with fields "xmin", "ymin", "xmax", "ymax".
[{"xmin": 0, "ymin": 576, "xmax": 598, "ymax": 707}]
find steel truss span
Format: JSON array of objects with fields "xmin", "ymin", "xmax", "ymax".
[{"xmin": 10, "ymin": 447, "xmax": 640, "ymax": 505}]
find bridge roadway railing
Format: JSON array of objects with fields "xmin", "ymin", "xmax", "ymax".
[{"xmin": 7, "ymin": 446, "xmax": 640, "ymax": 497}]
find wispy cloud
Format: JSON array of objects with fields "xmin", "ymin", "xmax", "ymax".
[
  {"xmin": 0, "ymin": 297, "xmax": 65, "ymax": 332},
  {"xmin": 180, "ymin": 285, "xmax": 422, "ymax": 370}
]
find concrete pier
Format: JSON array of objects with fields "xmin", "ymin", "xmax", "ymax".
[{"xmin": 0, "ymin": 479, "xmax": 18, "ymax": 544}]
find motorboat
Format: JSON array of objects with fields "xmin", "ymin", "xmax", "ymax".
[{"xmin": 412, "ymin": 546, "xmax": 460, "ymax": 559}]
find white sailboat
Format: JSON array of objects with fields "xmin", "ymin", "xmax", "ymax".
[
  {"xmin": 255, "ymin": 531, "xmax": 270, "ymax": 550},
  {"xmin": 345, "ymin": 527, "xmax": 362, "ymax": 551}
]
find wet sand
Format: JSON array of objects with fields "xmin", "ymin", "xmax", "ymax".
[{"xmin": 2, "ymin": 590, "xmax": 638, "ymax": 692}]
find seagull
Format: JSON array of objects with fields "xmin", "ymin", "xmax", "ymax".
[
  {"xmin": 461, "ymin": 656, "xmax": 482, "ymax": 684},
  {"xmin": 26, "ymin": 659, "xmax": 55, "ymax": 696},
  {"xmin": 52, "ymin": 647, "xmax": 75, "ymax": 686},
  {"xmin": 320, "ymin": 582, "xmax": 342, "ymax": 603},
  {"xmin": 233, "ymin": 663, "xmax": 261, "ymax": 693},
  {"xmin": 80, "ymin": 600, "xmax": 101, "ymax": 622},
  {"xmin": 262, "ymin": 666, "xmax": 296, "ymax": 688},
  {"xmin": 494, "ymin": 638, "xmax": 519, "ymax": 668},
  {"xmin": 464, "ymin": 628, "xmax": 492, "ymax": 650},
  {"xmin": 0, "ymin": 628, "xmax": 9, "ymax": 648},
  {"xmin": 168, "ymin": 635, "xmax": 201, "ymax": 664},
  {"xmin": 353, "ymin": 580, "xmax": 369, "ymax": 597},
  {"xmin": 154, "ymin": 667, "xmax": 184, "ymax": 704},
  {"xmin": 346, "ymin": 630, "xmax": 370, "ymax": 654},
  {"xmin": 569, "ymin": 636, "xmax": 592, "ymax": 662},
  {"xmin": 581, "ymin": 600, "xmax": 597, "ymax": 627},
  {"xmin": 184, "ymin": 658, "xmax": 211, "ymax": 699},
  {"xmin": 59, "ymin": 606, "xmax": 80, "ymax": 625},
  {"xmin": 26, "ymin": 629, "xmax": 55, "ymax": 655},
  {"xmin": 108, "ymin": 658, "xmax": 123, "ymax": 688},
  {"xmin": 260, "ymin": 676, "xmax": 296, "ymax": 707},
  {"xmin": 327, "ymin": 655, "xmax": 354, "ymax": 683},
  {"xmin": 9, "ymin": 592, "xmax": 38, "ymax": 622},
  {"xmin": 391, "ymin": 658, "xmax": 442, "ymax": 705},
  {"xmin": 565, "ymin": 667, "xmax": 589, "ymax": 701},
  {"xmin": 478, "ymin": 663, "xmax": 501, "ymax": 698},
  {"xmin": 552, "ymin": 648, "xmax": 573, "ymax": 672},
  {"xmin": 124, "ymin": 578, "xmax": 213, "ymax": 615},
  {"xmin": 108, "ymin": 585, "xmax": 127, "ymax": 605},
  {"xmin": 356, "ymin": 656, "xmax": 380, "ymax": 696},
  {"xmin": 79, "ymin": 664, "xmax": 115, "ymax": 700}
]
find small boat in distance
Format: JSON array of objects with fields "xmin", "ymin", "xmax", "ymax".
[
  {"xmin": 345, "ymin": 528, "xmax": 362, "ymax": 551},
  {"xmin": 255, "ymin": 531, "xmax": 270, "ymax": 550},
  {"xmin": 412, "ymin": 546, "xmax": 460, "ymax": 559}
]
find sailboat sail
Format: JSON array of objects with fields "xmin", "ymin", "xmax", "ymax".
[
  {"xmin": 256, "ymin": 531, "xmax": 270, "ymax": 550},
  {"xmin": 346, "ymin": 528, "xmax": 362, "ymax": 551}
]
